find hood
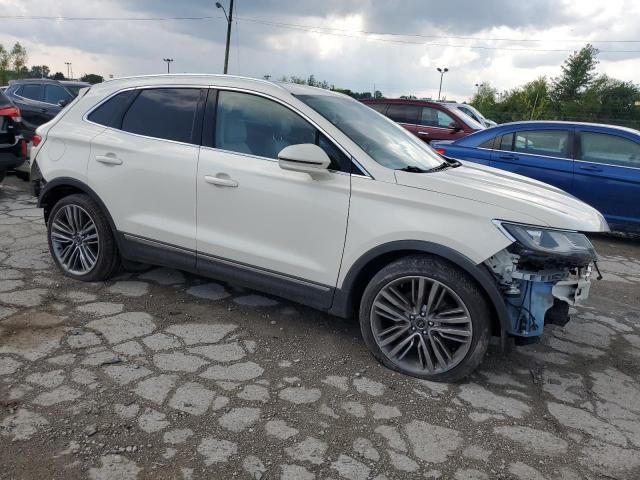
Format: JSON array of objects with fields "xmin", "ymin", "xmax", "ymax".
[{"xmin": 395, "ymin": 162, "xmax": 609, "ymax": 233}]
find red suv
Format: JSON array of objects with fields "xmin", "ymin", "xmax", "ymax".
[{"xmin": 361, "ymin": 99, "xmax": 484, "ymax": 144}]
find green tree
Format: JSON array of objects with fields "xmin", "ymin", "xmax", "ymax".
[
  {"xmin": 80, "ymin": 73, "xmax": 104, "ymax": 84},
  {"xmin": 0, "ymin": 44, "xmax": 10, "ymax": 85},
  {"xmin": 29, "ymin": 65, "xmax": 50, "ymax": 79},
  {"xmin": 551, "ymin": 44, "xmax": 599, "ymax": 105},
  {"xmin": 10, "ymin": 42, "xmax": 28, "ymax": 78},
  {"xmin": 51, "ymin": 71, "xmax": 66, "ymax": 80}
]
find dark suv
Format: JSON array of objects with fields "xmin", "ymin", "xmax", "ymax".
[
  {"xmin": 5, "ymin": 79, "xmax": 90, "ymax": 138},
  {"xmin": 0, "ymin": 89, "xmax": 26, "ymax": 182},
  {"xmin": 361, "ymin": 98, "xmax": 485, "ymax": 144}
]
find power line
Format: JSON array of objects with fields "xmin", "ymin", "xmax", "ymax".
[{"xmin": 3, "ymin": 13, "xmax": 640, "ymax": 53}]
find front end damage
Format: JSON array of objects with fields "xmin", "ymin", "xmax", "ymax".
[{"xmin": 485, "ymin": 222, "xmax": 599, "ymax": 344}]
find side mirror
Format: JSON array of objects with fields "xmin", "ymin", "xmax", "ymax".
[
  {"xmin": 278, "ymin": 144, "xmax": 331, "ymax": 175},
  {"xmin": 448, "ymin": 121, "xmax": 463, "ymax": 132}
]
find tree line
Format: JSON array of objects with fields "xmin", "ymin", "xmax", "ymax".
[
  {"xmin": 471, "ymin": 45, "xmax": 640, "ymax": 129},
  {"xmin": 277, "ymin": 74, "xmax": 383, "ymax": 99},
  {"xmin": 0, "ymin": 42, "xmax": 104, "ymax": 85}
]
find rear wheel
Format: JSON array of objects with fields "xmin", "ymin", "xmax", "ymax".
[
  {"xmin": 359, "ymin": 255, "xmax": 491, "ymax": 382},
  {"xmin": 47, "ymin": 194, "xmax": 120, "ymax": 282}
]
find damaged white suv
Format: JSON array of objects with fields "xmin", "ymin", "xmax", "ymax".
[{"xmin": 30, "ymin": 75, "xmax": 608, "ymax": 382}]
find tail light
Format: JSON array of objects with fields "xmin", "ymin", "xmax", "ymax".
[
  {"xmin": 435, "ymin": 148, "xmax": 446, "ymax": 156},
  {"xmin": 32, "ymin": 134, "xmax": 42, "ymax": 147},
  {"xmin": 0, "ymin": 105, "xmax": 22, "ymax": 122},
  {"xmin": 20, "ymin": 139, "xmax": 27, "ymax": 158}
]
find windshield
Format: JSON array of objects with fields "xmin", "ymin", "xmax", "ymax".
[
  {"xmin": 447, "ymin": 105, "xmax": 485, "ymax": 130},
  {"xmin": 296, "ymin": 94, "xmax": 445, "ymax": 170}
]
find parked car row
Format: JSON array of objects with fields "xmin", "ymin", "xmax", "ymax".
[{"xmin": 361, "ymin": 98, "xmax": 485, "ymax": 144}]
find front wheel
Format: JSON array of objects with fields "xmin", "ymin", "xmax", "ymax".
[
  {"xmin": 359, "ymin": 255, "xmax": 491, "ymax": 382},
  {"xmin": 47, "ymin": 194, "xmax": 120, "ymax": 282}
]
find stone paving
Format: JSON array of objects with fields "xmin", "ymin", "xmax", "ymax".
[{"xmin": 0, "ymin": 177, "xmax": 639, "ymax": 479}]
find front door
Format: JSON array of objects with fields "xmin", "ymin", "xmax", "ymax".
[
  {"xmin": 196, "ymin": 90, "xmax": 351, "ymax": 306},
  {"xmin": 88, "ymin": 87, "xmax": 203, "ymax": 261},
  {"xmin": 572, "ymin": 129, "xmax": 640, "ymax": 230},
  {"xmin": 490, "ymin": 128, "xmax": 574, "ymax": 192}
]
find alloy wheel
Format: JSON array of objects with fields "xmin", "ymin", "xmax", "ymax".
[
  {"xmin": 370, "ymin": 276, "xmax": 473, "ymax": 376},
  {"xmin": 50, "ymin": 204, "xmax": 100, "ymax": 275}
]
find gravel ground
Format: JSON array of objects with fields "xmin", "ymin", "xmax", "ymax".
[{"xmin": 0, "ymin": 175, "xmax": 639, "ymax": 480}]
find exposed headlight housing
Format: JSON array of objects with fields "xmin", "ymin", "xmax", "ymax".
[{"xmin": 494, "ymin": 221, "xmax": 597, "ymax": 266}]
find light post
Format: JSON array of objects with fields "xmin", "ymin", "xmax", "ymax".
[
  {"xmin": 163, "ymin": 58, "xmax": 173, "ymax": 74},
  {"xmin": 64, "ymin": 62, "xmax": 71, "ymax": 80},
  {"xmin": 437, "ymin": 67, "xmax": 448, "ymax": 101},
  {"xmin": 475, "ymin": 83, "xmax": 485, "ymax": 95},
  {"xmin": 216, "ymin": 0, "xmax": 235, "ymax": 74}
]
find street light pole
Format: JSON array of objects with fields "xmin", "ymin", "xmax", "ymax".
[
  {"xmin": 216, "ymin": 0, "xmax": 234, "ymax": 74},
  {"xmin": 64, "ymin": 62, "xmax": 71, "ymax": 80},
  {"xmin": 163, "ymin": 58, "xmax": 173, "ymax": 74},
  {"xmin": 437, "ymin": 67, "xmax": 448, "ymax": 101},
  {"xmin": 475, "ymin": 83, "xmax": 485, "ymax": 95}
]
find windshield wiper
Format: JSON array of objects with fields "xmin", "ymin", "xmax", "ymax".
[{"xmin": 397, "ymin": 165, "xmax": 430, "ymax": 173}]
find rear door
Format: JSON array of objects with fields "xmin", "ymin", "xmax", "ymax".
[
  {"xmin": 490, "ymin": 127, "xmax": 574, "ymax": 191},
  {"xmin": 88, "ymin": 87, "xmax": 204, "ymax": 263},
  {"xmin": 573, "ymin": 128, "xmax": 640, "ymax": 229},
  {"xmin": 12, "ymin": 84, "xmax": 50, "ymax": 132}
]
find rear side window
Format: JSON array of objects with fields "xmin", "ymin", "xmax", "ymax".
[
  {"xmin": 121, "ymin": 88, "xmax": 201, "ymax": 143},
  {"xmin": 498, "ymin": 133, "xmax": 514, "ymax": 151},
  {"xmin": 513, "ymin": 130, "xmax": 569, "ymax": 158},
  {"xmin": 479, "ymin": 137, "xmax": 496, "ymax": 149},
  {"xmin": 44, "ymin": 85, "xmax": 70, "ymax": 105},
  {"xmin": 88, "ymin": 90, "xmax": 137, "ymax": 128},
  {"xmin": 367, "ymin": 103, "xmax": 388, "ymax": 114},
  {"xmin": 0, "ymin": 89, "xmax": 11, "ymax": 108},
  {"xmin": 386, "ymin": 104, "xmax": 420, "ymax": 124},
  {"xmin": 20, "ymin": 84, "xmax": 44, "ymax": 102},
  {"xmin": 580, "ymin": 132, "xmax": 640, "ymax": 168}
]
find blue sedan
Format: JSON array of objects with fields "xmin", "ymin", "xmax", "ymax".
[{"xmin": 432, "ymin": 121, "xmax": 640, "ymax": 232}]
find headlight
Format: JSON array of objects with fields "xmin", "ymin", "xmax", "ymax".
[{"xmin": 494, "ymin": 221, "xmax": 596, "ymax": 259}]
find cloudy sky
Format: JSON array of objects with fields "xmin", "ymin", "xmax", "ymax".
[{"xmin": 1, "ymin": 0, "xmax": 639, "ymax": 100}]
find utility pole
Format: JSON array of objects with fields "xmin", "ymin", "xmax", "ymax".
[
  {"xmin": 437, "ymin": 67, "xmax": 448, "ymax": 101},
  {"xmin": 64, "ymin": 62, "xmax": 71, "ymax": 80},
  {"xmin": 216, "ymin": 0, "xmax": 234, "ymax": 74},
  {"xmin": 163, "ymin": 58, "xmax": 173, "ymax": 74}
]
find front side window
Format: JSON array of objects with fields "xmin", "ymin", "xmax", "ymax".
[
  {"xmin": 20, "ymin": 84, "xmax": 44, "ymax": 102},
  {"xmin": 386, "ymin": 104, "xmax": 420, "ymax": 124},
  {"xmin": 215, "ymin": 91, "xmax": 316, "ymax": 160},
  {"xmin": 44, "ymin": 85, "xmax": 70, "ymax": 105},
  {"xmin": 580, "ymin": 132, "xmax": 640, "ymax": 168},
  {"xmin": 121, "ymin": 88, "xmax": 201, "ymax": 143},
  {"xmin": 296, "ymin": 94, "xmax": 445, "ymax": 170},
  {"xmin": 421, "ymin": 107, "xmax": 455, "ymax": 128},
  {"xmin": 513, "ymin": 130, "xmax": 569, "ymax": 158}
]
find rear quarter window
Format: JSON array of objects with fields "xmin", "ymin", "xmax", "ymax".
[{"xmin": 87, "ymin": 90, "xmax": 137, "ymax": 128}]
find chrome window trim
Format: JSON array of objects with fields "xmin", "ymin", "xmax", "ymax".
[
  {"xmin": 574, "ymin": 159, "xmax": 640, "ymax": 171},
  {"xmin": 477, "ymin": 147, "xmax": 571, "ymax": 162},
  {"xmin": 83, "ymin": 84, "xmax": 374, "ymax": 179},
  {"xmin": 398, "ymin": 122, "xmax": 459, "ymax": 132}
]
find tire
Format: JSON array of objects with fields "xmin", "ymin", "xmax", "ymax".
[
  {"xmin": 359, "ymin": 254, "xmax": 491, "ymax": 383},
  {"xmin": 47, "ymin": 194, "xmax": 121, "ymax": 282}
]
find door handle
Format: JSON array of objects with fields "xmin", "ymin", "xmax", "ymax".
[
  {"xmin": 418, "ymin": 131, "xmax": 430, "ymax": 135},
  {"xmin": 95, "ymin": 154, "xmax": 123, "ymax": 166},
  {"xmin": 204, "ymin": 175, "xmax": 238, "ymax": 188},
  {"xmin": 499, "ymin": 154, "xmax": 519, "ymax": 160},
  {"xmin": 579, "ymin": 164, "xmax": 602, "ymax": 172}
]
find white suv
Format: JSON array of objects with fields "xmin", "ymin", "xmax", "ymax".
[{"xmin": 30, "ymin": 75, "xmax": 608, "ymax": 382}]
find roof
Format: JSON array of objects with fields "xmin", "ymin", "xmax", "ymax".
[
  {"xmin": 499, "ymin": 120, "xmax": 640, "ymax": 135},
  {"xmin": 361, "ymin": 98, "xmax": 446, "ymax": 107}
]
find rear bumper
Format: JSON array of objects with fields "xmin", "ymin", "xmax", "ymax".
[{"xmin": 0, "ymin": 140, "xmax": 26, "ymax": 171}]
